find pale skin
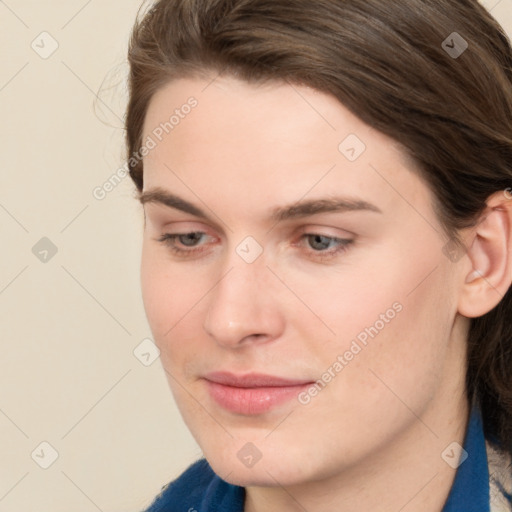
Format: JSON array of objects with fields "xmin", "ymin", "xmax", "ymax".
[{"xmin": 139, "ymin": 75, "xmax": 512, "ymax": 512}]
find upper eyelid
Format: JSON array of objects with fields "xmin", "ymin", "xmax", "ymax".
[
  {"xmin": 153, "ymin": 219, "xmax": 356, "ymax": 235},
  {"xmin": 144, "ymin": 203, "xmax": 362, "ymax": 237},
  {"xmin": 143, "ymin": 203, "xmax": 227, "ymax": 234}
]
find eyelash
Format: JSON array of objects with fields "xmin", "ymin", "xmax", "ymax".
[{"xmin": 155, "ymin": 232, "xmax": 354, "ymax": 261}]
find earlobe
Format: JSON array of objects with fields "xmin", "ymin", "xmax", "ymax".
[{"xmin": 457, "ymin": 191, "xmax": 512, "ymax": 318}]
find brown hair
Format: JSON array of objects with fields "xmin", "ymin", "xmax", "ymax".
[{"xmin": 125, "ymin": 0, "xmax": 512, "ymax": 454}]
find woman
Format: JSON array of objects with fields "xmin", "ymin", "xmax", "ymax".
[{"xmin": 125, "ymin": 0, "xmax": 512, "ymax": 510}]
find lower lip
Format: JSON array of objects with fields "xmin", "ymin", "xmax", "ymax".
[{"xmin": 205, "ymin": 380, "xmax": 312, "ymax": 415}]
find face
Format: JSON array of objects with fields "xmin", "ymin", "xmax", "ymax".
[{"xmin": 139, "ymin": 76, "xmax": 466, "ymax": 487}]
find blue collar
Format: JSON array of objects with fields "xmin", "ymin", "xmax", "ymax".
[{"xmin": 442, "ymin": 404, "xmax": 490, "ymax": 511}]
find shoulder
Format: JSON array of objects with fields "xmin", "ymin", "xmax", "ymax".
[
  {"xmin": 486, "ymin": 440, "xmax": 512, "ymax": 511},
  {"xmin": 142, "ymin": 458, "xmax": 245, "ymax": 512}
]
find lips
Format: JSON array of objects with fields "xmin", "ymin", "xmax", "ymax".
[
  {"xmin": 203, "ymin": 371, "xmax": 315, "ymax": 415},
  {"xmin": 204, "ymin": 371, "xmax": 313, "ymax": 387}
]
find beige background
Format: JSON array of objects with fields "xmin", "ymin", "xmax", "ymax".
[{"xmin": 0, "ymin": 1, "xmax": 511, "ymax": 511}]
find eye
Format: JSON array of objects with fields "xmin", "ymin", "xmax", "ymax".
[
  {"xmin": 155, "ymin": 231, "xmax": 354, "ymax": 261},
  {"xmin": 298, "ymin": 234, "xmax": 353, "ymax": 261},
  {"xmin": 305, "ymin": 234, "xmax": 342, "ymax": 251},
  {"xmin": 156, "ymin": 232, "xmax": 212, "ymax": 256}
]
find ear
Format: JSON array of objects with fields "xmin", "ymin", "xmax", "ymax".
[{"xmin": 457, "ymin": 190, "xmax": 512, "ymax": 318}]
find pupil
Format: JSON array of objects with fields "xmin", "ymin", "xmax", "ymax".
[
  {"xmin": 182, "ymin": 233, "xmax": 201, "ymax": 246},
  {"xmin": 310, "ymin": 235, "xmax": 330, "ymax": 251}
]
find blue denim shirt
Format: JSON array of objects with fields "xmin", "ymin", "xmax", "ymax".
[{"xmin": 144, "ymin": 405, "xmax": 509, "ymax": 512}]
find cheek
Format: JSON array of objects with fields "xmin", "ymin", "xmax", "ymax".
[
  {"xmin": 140, "ymin": 245, "xmax": 184, "ymax": 343},
  {"xmin": 140, "ymin": 246, "xmax": 166, "ymax": 334},
  {"xmin": 300, "ymin": 241, "xmax": 454, "ymax": 402},
  {"xmin": 275, "ymin": 247, "xmax": 416, "ymax": 356},
  {"xmin": 140, "ymin": 244, "xmax": 212, "ymax": 359},
  {"xmin": 335, "ymin": 271, "xmax": 453, "ymax": 418}
]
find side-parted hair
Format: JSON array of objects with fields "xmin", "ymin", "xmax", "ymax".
[{"xmin": 125, "ymin": 0, "xmax": 512, "ymax": 455}]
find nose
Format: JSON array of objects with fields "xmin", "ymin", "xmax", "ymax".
[{"xmin": 202, "ymin": 255, "xmax": 285, "ymax": 349}]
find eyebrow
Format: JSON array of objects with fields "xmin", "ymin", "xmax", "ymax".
[{"xmin": 138, "ymin": 187, "xmax": 382, "ymax": 223}]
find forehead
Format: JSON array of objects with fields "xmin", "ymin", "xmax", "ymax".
[
  {"xmin": 143, "ymin": 75, "xmax": 399, "ymax": 157},
  {"xmin": 141, "ymin": 76, "xmax": 431, "ymax": 226},
  {"xmin": 144, "ymin": 77, "xmax": 372, "ymax": 145}
]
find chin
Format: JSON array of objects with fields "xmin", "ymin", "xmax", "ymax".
[
  {"xmin": 222, "ymin": 468, "xmax": 279, "ymax": 487},
  {"xmin": 217, "ymin": 464, "xmax": 307, "ymax": 488},
  {"xmin": 205, "ymin": 446, "xmax": 315, "ymax": 488}
]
